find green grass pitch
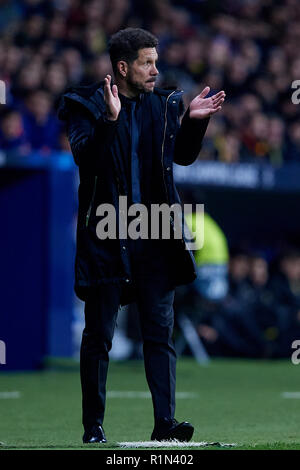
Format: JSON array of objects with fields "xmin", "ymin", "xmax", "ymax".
[{"xmin": 0, "ymin": 358, "xmax": 300, "ymax": 450}]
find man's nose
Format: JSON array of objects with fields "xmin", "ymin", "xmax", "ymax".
[{"xmin": 151, "ymin": 65, "xmax": 159, "ymax": 75}]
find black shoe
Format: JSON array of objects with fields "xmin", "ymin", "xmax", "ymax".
[
  {"xmin": 82, "ymin": 424, "xmax": 107, "ymax": 443},
  {"xmin": 151, "ymin": 418, "xmax": 194, "ymax": 442}
]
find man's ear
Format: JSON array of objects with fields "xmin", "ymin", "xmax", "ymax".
[{"xmin": 117, "ymin": 60, "xmax": 128, "ymax": 78}]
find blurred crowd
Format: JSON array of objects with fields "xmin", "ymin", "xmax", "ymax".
[
  {"xmin": 0, "ymin": 0, "xmax": 300, "ymax": 164},
  {"xmin": 174, "ymin": 247, "xmax": 300, "ymax": 359}
]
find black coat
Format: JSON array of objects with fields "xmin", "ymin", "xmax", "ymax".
[{"xmin": 58, "ymin": 81, "xmax": 209, "ymax": 306}]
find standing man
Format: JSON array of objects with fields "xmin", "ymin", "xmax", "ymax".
[{"xmin": 59, "ymin": 28, "xmax": 225, "ymax": 444}]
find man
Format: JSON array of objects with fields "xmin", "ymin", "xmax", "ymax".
[{"xmin": 58, "ymin": 28, "xmax": 225, "ymax": 444}]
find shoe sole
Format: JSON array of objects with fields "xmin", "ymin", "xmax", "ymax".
[{"xmin": 154, "ymin": 423, "xmax": 194, "ymax": 442}]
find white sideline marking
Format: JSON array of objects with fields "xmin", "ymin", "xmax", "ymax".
[
  {"xmin": 282, "ymin": 392, "xmax": 300, "ymax": 399},
  {"xmin": 0, "ymin": 391, "xmax": 21, "ymax": 399},
  {"xmin": 107, "ymin": 391, "xmax": 198, "ymax": 399},
  {"xmin": 118, "ymin": 440, "xmax": 237, "ymax": 448}
]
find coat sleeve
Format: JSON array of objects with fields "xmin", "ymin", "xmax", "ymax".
[
  {"xmin": 67, "ymin": 107, "xmax": 118, "ymax": 169},
  {"xmin": 173, "ymin": 108, "xmax": 209, "ymax": 166}
]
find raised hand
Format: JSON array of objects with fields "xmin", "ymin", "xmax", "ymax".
[
  {"xmin": 189, "ymin": 87, "xmax": 225, "ymax": 119},
  {"xmin": 104, "ymin": 74, "xmax": 121, "ymax": 121}
]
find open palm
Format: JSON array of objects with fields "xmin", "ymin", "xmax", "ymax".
[
  {"xmin": 104, "ymin": 74, "xmax": 121, "ymax": 121},
  {"xmin": 189, "ymin": 86, "xmax": 225, "ymax": 119}
]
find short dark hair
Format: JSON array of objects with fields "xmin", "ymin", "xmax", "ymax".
[{"xmin": 108, "ymin": 28, "xmax": 158, "ymax": 75}]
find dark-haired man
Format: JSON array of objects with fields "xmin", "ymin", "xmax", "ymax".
[{"xmin": 59, "ymin": 28, "xmax": 225, "ymax": 444}]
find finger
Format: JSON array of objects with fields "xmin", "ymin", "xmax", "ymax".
[
  {"xmin": 209, "ymin": 106, "xmax": 222, "ymax": 115},
  {"xmin": 213, "ymin": 97, "xmax": 225, "ymax": 107},
  {"xmin": 104, "ymin": 75, "xmax": 110, "ymax": 86},
  {"xmin": 207, "ymin": 97, "xmax": 222, "ymax": 109},
  {"xmin": 112, "ymin": 84, "xmax": 118, "ymax": 98},
  {"xmin": 104, "ymin": 75, "xmax": 113, "ymax": 99},
  {"xmin": 212, "ymin": 91, "xmax": 226, "ymax": 101},
  {"xmin": 198, "ymin": 86, "xmax": 210, "ymax": 99},
  {"xmin": 214, "ymin": 89, "xmax": 225, "ymax": 96},
  {"xmin": 212, "ymin": 92, "xmax": 225, "ymax": 102},
  {"xmin": 212, "ymin": 94, "xmax": 225, "ymax": 105}
]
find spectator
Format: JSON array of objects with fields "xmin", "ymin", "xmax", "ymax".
[
  {"xmin": 286, "ymin": 122, "xmax": 300, "ymax": 161},
  {"xmin": 22, "ymin": 89, "xmax": 61, "ymax": 152},
  {"xmin": 228, "ymin": 248, "xmax": 250, "ymax": 296},
  {"xmin": 0, "ymin": 0, "xmax": 22, "ymax": 34},
  {"xmin": 0, "ymin": 108, "xmax": 29, "ymax": 155},
  {"xmin": 269, "ymin": 249, "xmax": 300, "ymax": 354},
  {"xmin": 43, "ymin": 61, "xmax": 68, "ymax": 102}
]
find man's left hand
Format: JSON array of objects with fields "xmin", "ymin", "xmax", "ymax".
[{"xmin": 189, "ymin": 87, "xmax": 225, "ymax": 119}]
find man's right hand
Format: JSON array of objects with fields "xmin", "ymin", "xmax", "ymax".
[{"xmin": 104, "ymin": 74, "xmax": 121, "ymax": 121}]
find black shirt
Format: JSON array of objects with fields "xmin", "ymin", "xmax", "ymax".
[{"xmin": 117, "ymin": 92, "xmax": 173, "ymax": 274}]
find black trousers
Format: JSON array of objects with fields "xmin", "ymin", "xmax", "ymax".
[{"xmin": 80, "ymin": 239, "xmax": 176, "ymax": 431}]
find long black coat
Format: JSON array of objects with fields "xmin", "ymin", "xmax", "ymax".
[{"xmin": 58, "ymin": 82, "xmax": 209, "ymax": 306}]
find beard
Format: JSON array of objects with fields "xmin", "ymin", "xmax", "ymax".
[{"xmin": 126, "ymin": 70, "xmax": 155, "ymax": 94}]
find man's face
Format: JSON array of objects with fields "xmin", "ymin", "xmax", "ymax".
[{"xmin": 125, "ymin": 47, "xmax": 159, "ymax": 94}]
